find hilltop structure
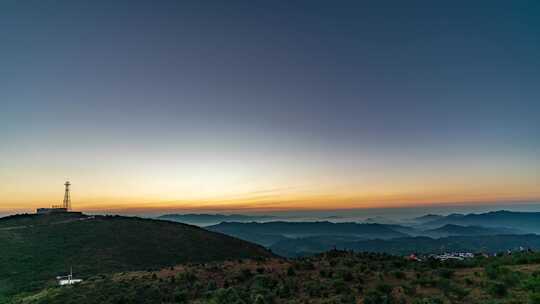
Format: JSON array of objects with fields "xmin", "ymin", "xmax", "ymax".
[
  {"xmin": 57, "ymin": 267, "xmax": 82, "ymax": 286},
  {"xmin": 37, "ymin": 181, "xmax": 72, "ymax": 214}
]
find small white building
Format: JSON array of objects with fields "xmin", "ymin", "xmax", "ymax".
[
  {"xmin": 58, "ymin": 277, "xmax": 83, "ymax": 286},
  {"xmin": 432, "ymin": 252, "xmax": 474, "ymax": 261},
  {"xmin": 57, "ymin": 268, "xmax": 83, "ymax": 286}
]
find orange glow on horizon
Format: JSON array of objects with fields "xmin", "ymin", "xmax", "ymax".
[
  {"xmin": 1, "ymin": 162, "xmax": 538, "ymax": 214},
  {"xmin": 3, "ymin": 185, "xmax": 539, "ymax": 214}
]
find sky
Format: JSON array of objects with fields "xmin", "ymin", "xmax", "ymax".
[{"xmin": 1, "ymin": 0, "xmax": 539, "ymax": 215}]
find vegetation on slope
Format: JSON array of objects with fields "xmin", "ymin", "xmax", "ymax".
[
  {"xmin": 0, "ymin": 213, "xmax": 273, "ymax": 302},
  {"xmin": 15, "ymin": 250, "xmax": 540, "ymax": 304}
]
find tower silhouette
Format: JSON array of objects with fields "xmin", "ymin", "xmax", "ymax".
[{"xmin": 63, "ymin": 181, "xmax": 71, "ymax": 211}]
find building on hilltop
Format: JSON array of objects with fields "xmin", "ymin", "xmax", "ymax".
[
  {"xmin": 36, "ymin": 181, "xmax": 73, "ymax": 214},
  {"xmin": 37, "ymin": 207, "xmax": 68, "ymax": 214}
]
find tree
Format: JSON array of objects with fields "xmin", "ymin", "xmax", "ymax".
[{"xmin": 488, "ymin": 282, "xmax": 507, "ymax": 297}]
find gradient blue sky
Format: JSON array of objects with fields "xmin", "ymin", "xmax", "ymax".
[{"xmin": 1, "ymin": 1, "xmax": 539, "ymax": 213}]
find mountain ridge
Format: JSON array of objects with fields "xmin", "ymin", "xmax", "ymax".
[
  {"xmin": 423, "ymin": 224, "xmax": 523, "ymax": 237},
  {"xmin": 157, "ymin": 213, "xmax": 275, "ymax": 226},
  {"xmin": 271, "ymin": 234, "xmax": 540, "ymax": 257},
  {"xmin": 421, "ymin": 210, "xmax": 540, "ymax": 233}
]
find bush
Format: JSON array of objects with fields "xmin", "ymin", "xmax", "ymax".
[
  {"xmin": 438, "ymin": 279, "xmax": 469, "ymax": 300},
  {"xmin": 436, "ymin": 268, "xmax": 454, "ymax": 279},
  {"xmin": 277, "ymin": 282, "xmax": 291, "ymax": 298},
  {"xmin": 177, "ymin": 272, "xmax": 197, "ymax": 285},
  {"xmin": 485, "ymin": 264, "xmax": 501, "ymax": 279},
  {"xmin": 376, "ymin": 283, "xmax": 392, "ymax": 294},
  {"xmin": 488, "ymin": 282, "xmax": 507, "ymax": 297},
  {"xmin": 501, "ymin": 270, "xmax": 522, "ymax": 287},
  {"xmin": 414, "ymin": 276, "xmax": 437, "ymax": 288},
  {"xmin": 209, "ymin": 288, "xmax": 245, "ymax": 304},
  {"xmin": 412, "ymin": 297, "xmax": 444, "ymax": 304},
  {"xmin": 530, "ymin": 292, "xmax": 540, "ymax": 304},
  {"xmin": 252, "ymin": 293, "xmax": 269, "ymax": 304},
  {"xmin": 485, "ymin": 265, "xmax": 514, "ymax": 281},
  {"xmin": 363, "ymin": 290, "xmax": 391, "ymax": 304},
  {"xmin": 251, "ymin": 275, "xmax": 277, "ymax": 291},
  {"xmin": 338, "ymin": 293, "xmax": 356, "ymax": 304},
  {"xmin": 173, "ymin": 290, "xmax": 188, "ymax": 303},
  {"xmin": 332, "ymin": 279, "xmax": 351, "ymax": 294},
  {"xmin": 236, "ymin": 269, "xmax": 253, "ymax": 282},
  {"xmin": 393, "ymin": 271, "xmax": 406, "ymax": 279},
  {"xmin": 340, "ymin": 270, "xmax": 354, "ymax": 282},
  {"xmin": 207, "ymin": 280, "xmax": 218, "ymax": 291},
  {"xmin": 402, "ymin": 283, "xmax": 416, "ymax": 296},
  {"xmin": 306, "ymin": 280, "xmax": 323, "ymax": 297},
  {"xmin": 524, "ymin": 276, "xmax": 540, "ymax": 292}
]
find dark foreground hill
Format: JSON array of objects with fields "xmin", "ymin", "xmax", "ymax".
[
  {"xmin": 0, "ymin": 213, "xmax": 273, "ymax": 302},
  {"xmin": 15, "ymin": 250, "xmax": 540, "ymax": 304}
]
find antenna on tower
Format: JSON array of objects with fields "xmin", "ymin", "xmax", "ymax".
[{"xmin": 63, "ymin": 181, "xmax": 71, "ymax": 211}]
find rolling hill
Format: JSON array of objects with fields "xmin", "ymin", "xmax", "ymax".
[
  {"xmin": 0, "ymin": 212, "xmax": 273, "ymax": 301},
  {"xmin": 271, "ymin": 234, "xmax": 540, "ymax": 257},
  {"xmin": 422, "ymin": 224, "xmax": 523, "ymax": 238},
  {"xmin": 207, "ymin": 221, "xmax": 408, "ymax": 247},
  {"xmin": 412, "ymin": 214, "xmax": 445, "ymax": 223},
  {"xmin": 270, "ymin": 233, "xmax": 540, "ymax": 257}
]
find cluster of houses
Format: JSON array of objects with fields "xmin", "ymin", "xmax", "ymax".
[
  {"xmin": 407, "ymin": 247, "xmax": 534, "ymax": 262},
  {"xmin": 407, "ymin": 252, "xmax": 475, "ymax": 262},
  {"xmin": 430, "ymin": 252, "xmax": 474, "ymax": 261}
]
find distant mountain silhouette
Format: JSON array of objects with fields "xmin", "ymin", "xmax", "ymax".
[
  {"xmin": 207, "ymin": 221, "xmax": 408, "ymax": 247},
  {"xmin": 363, "ymin": 216, "xmax": 400, "ymax": 225},
  {"xmin": 157, "ymin": 213, "xmax": 275, "ymax": 226},
  {"xmin": 423, "ymin": 224, "xmax": 523, "ymax": 237},
  {"xmin": 420, "ymin": 210, "xmax": 540, "ymax": 233},
  {"xmin": 197, "ymin": 210, "xmax": 540, "ymax": 257},
  {"xmin": 269, "ymin": 235, "xmax": 367, "ymax": 257},
  {"xmin": 412, "ymin": 214, "xmax": 445, "ymax": 223},
  {"xmin": 206, "ymin": 211, "xmax": 540, "ymax": 250},
  {"xmin": 271, "ymin": 234, "xmax": 540, "ymax": 257}
]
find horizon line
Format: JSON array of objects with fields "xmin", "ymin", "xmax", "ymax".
[{"xmin": 2, "ymin": 198, "xmax": 540, "ymax": 217}]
